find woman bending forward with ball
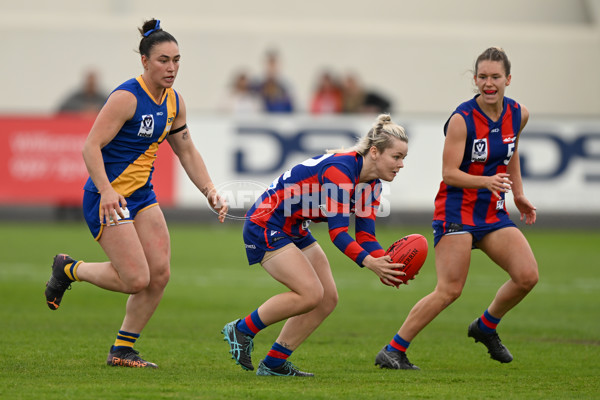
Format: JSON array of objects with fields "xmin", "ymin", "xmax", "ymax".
[{"xmin": 223, "ymin": 114, "xmax": 410, "ymax": 376}]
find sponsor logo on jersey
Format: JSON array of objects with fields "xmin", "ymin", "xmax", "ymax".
[
  {"xmin": 471, "ymin": 138, "xmax": 488, "ymax": 162},
  {"xmin": 446, "ymin": 222, "xmax": 463, "ymax": 233},
  {"xmin": 271, "ymin": 236, "xmax": 284, "ymax": 243},
  {"xmin": 496, "ymin": 199, "xmax": 505, "ymax": 210},
  {"xmin": 138, "ymin": 114, "xmax": 154, "ymax": 138}
]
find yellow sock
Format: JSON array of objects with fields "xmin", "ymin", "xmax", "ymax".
[
  {"xmin": 63, "ymin": 260, "xmax": 82, "ymax": 282},
  {"xmin": 113, "ymin": 330, "xmax": 140, "ymax": 349}
]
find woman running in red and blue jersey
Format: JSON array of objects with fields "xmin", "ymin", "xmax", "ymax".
[
  {"xmin": 223, "ymin": 114, "xmax": 409, "ymax": 376},
  {"xmin": 376, "ymin": 47, "xmax": 539, "ymax": 370},
  {"xmin": 43, "ymin": 19, "xmax": 227, "ymax": 369}
]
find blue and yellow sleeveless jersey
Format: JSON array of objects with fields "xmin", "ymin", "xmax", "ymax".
[
  {"xmin": 433, "ymin": 95, "xmax": 522, "ymax": 226},
  {"xmin": 83, "ymin": 76, "xmax": 179, "ymax": 197},
  {"xmin": 246, "ymin": 152, "xmax": 385, "ymax": 266}
]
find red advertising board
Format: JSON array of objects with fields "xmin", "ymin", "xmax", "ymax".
[{"xmin": 0, "ymin": 115, "xmax": 176, "ymax": 207}]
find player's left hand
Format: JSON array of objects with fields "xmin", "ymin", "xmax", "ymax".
[
  {"xmin": 362, "ymin": 255, "xmax": 406, "ymax": 287},
  {"xmin": 209, "ymin": 191, "xmax": 228, "ymax": 223},
  {"xmin": 514, "ymin": 194, "xmax": 536, "ymax": 225}
]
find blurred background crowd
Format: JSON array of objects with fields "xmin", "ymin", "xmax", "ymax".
[
  {"xmin": 6, "ymin": 0, "xmax": 598, "ymax": 119},
  {"xmin": 58, "ymin": 49, "xmax": 393, "ymax": 118},
  {"xmin": 218, "ymin": 49, "xmax": 392, "ymax": 115}
]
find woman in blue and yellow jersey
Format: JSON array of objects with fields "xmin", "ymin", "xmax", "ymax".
[
  {"xmin": 44, "ymin": 19, "xmax": 228, "ymax": 368},
  {"xmin": 375, "ymin": 47, "xmax": 539, "ymax": 370}
]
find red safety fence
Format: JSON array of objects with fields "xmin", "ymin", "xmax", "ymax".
[{"xmin": 0, "ymin": 115, "xmax": 176, "ymax": 207}]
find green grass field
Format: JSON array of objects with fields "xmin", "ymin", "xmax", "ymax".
[{"xmin": 0, "ymin": 220, "xmax": 598, "ymax": 399}]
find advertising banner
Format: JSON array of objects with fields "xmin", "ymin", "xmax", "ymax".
[
  {"xmin": 181, "ymin": 115, "xmax": 600, "ymax": 217},
  {"xmin": 1, "ymin": 114, "xmax": 598, "ymax": 217},
  {"xmin": 0, "ymin": 116, "xmax": 176, "ymax": 206}
]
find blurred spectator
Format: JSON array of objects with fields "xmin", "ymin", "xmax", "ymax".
[
  {"xmin": 362, "ymin": 90, "xmax": 392, "ymax": 114},
  {"xmin": 57, "ymin": 69, "xmax": 108, "ymax": 115},
  {"xmin": 341, "ymin": 73, "xmax": 366, "ymax": 113},
  {"xmin": 220, "ymin": 70, "xmax": 263, "ymax": 114},
  {"xmin": 255, "ymin": 49, "xmax": 294, "ymax": 113},
  {"xmin": 341, "ymin": 72, "xmax": 393, "ymax": 114},
  {"xmin": 310, "ymin": 70, "xmax": 343, "ymax": 114}
]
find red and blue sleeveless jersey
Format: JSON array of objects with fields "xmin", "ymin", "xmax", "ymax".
[
  {"xmin": 83, "ymin": 76, "xmax": 180, "ymax": 197},
  {"xmin": 247, "ymin": 152, "xmax": 385, "ymax": 266},
  {"xmin": 433, "ymin": 95, "xmax": 522, "ymax": 226}
]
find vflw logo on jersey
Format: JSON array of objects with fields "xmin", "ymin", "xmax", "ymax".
[
  {"xmin": 138, "ymin": 114, "xmax": 154, "ymax": 138},
  {"xmin": 471, "ymin": 138, "xmax": 488, "ymax": 162}
]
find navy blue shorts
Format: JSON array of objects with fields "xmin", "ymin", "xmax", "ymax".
[
  {"xmin": 432, "ymin": 218, "xmax": 517, "ymax": 248},
  {"xmin": 82, "ymin": 188, "xmax": 158, "ymax": 240},
  {"xmin": 243, "ymin": 220, "xmax": 317, "ymax": 265}
]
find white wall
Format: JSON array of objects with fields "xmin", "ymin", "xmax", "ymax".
[{"xmin": 2, "ymin": 0, "xmax": 600, "ymax": 117}]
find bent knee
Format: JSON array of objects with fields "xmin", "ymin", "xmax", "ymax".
[
  {"xmin": 516, "ymin": 269, "xmax": 539, "ymax": 292},
  {"xmin": 320, "ymin": 290, "xmax": 339, "ymax": 315},
  {"xmin": 328, "ymin": 290, "xmax": 339, "ymax": 309},
  {"xmin": 150, "ymin": 266, "xmax": 171, "ymax": 289},
  {"xmin": 304, "ymin": 289, "xmax": 325, "ymax": 311},
  {"xmin": 435, "ymin": 285, "xmax": 463, "ymax": 305},
  {"xmin": 297, "ymin": 285, "xmax": 325, "ymax": 313},
  {"xmin": 445, "ymin": 289, "xmax": 463, "ymax": 304},
  {"xmin": 124, "ymin": 275, "xmax": 151, "ymax": 293},
  {"xmin": 326, "ymin": 296, "xmax": 339, "ymax": 315}
]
